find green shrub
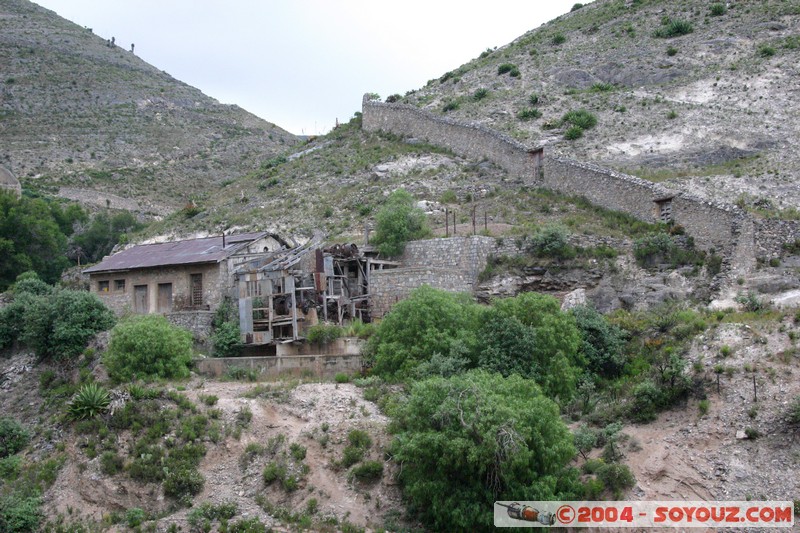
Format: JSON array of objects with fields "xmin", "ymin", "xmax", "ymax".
[
  {"xmin": 758, "ymin": 44, "xmax": 776, "ymax": 58},
  {"xmin": 653, "ymin": 19, "xmax": 693, "ymax": 38},
  {"xmin": 745, "ymin": 427, "xmax": 760, "ymax": 439},
  {"xmin": 596, "ymin": 463, "xmax": 635, "ymax": 492},
  {"xmin": 562, "ymin": 109, "xmax": 597, "ymax": 130},
  {"xmin": 100, "ymin": 451, "xmax": 124, "ymax": 475},
  {"xmin": 350, "ymin": 460, "xmax": 383, "ymax": 481},
  {"xmin": 590, "ymin": 82, "xmax": 614, "ymax": 92},
  {"xmin": 334, "ymin": 372, "xmax": 350, "ymax": 384},
  {"xmin": 497, "ymin": 63, "xmax": 515, "ymax": 75},
  {"xmin": 528, "ymin": 224, "xmax": 574, "ymax": 259},
  {"xmin": 347, "ymin": 429, "xmax": 372, "ymax": 449},
  {"xmin": 125, "ymin": 508, "xmax": 146, "ymax": 528},
  {"xmin": 572, "ymin": 306, "xmax": 626, "ymax": 379},
  {"xmin": 212, "ymin": 321, "xmax": 241, "ymax": 358},
  {"xmin": 226, "ymin": 366, "xmax": 258, "ymax": 382},
  {"xmin": 340, "ymin": 445, "xmax": 364, "ymax": 468},
  {"xmin": 0, "ymin": 493, "xmax": 43, "ymax": 533},
  {"xmin": 564, "ymin": 126, "xmax": 583, "ymax": 140},
  {"xmin": 12, "ymin": 286, "xmax": 115, "ymax": 361},
  {"xmin": 788, "ymin": 397, "xmax": 800, "ymax": 425},
  {"xmin": 633, "ymin": 232, "xmax": 674, "ymax": 266},
  {"xmin": 289, "ymin": 443, "xmax": 306, "ymax": 461},
  {"xmin": 307, "ymin": 323, "xmax": 342, "ymax": 345},
  {"xmin": 442, "ymin": 100, "xmax": 459, "ymax": 112},
  {"xmin": 439, "ymin": 190, "xmax": 457, "ymax": 204},
  {"xmin": 366, "ymin": 286, "xmax": 483, "ymax": 379},
  {"xmin": 372, "ymin": 189, "xmax": 431, "ymax": 258},
  {"xmin": 104, "ymin": 315, "xmax": 193, "ymax": 381},
  {"xmin": 698, "ymin": 399, "xmax": 709, "ymax": 416},
  {"xmin": 667, "ymin": 46, "xmax": 678, "ymax": 56},
  {"xmin": 472, "ymin": 88, "xmax": 489, "ymax": 101},
  {"xmin": 571, "ymin": 3, "xmax": 583, "ymax": 12},
  {"xmin": 551, "ymin": 33, "xmax": 567, "ymax": 45},
  {"xmin": 263, "ymin": 461, "xmax": 286, "ymax": 484},
  {"xmin": 0, "ymin": 418, "xmax": 30, "ymax": 458},
  {"xmin": 228, "ymin": 518, "xmax": 267, "ymax": 532},
  {"xmin": 517, "ymin": 108, "xmax": 542, "ymax": 120},
  {"xmin": 390, "ymin": 370, "xmax": 579, "ymax": 531},
  {"xmin": 630, "ymin": 380, "xmax": 660, "ymax": 422},
  {"xmin": 735, "ymin": 292, "xmax": 764, "ymax": 312},
  {"xmin": 67, "ymin": 383, "xmax": 111, "ymax": 420},
  {"xmin": 199, "ymin": 394, "xmax": 218, "ymax": 406},
  {"xmin": 710, "ymin": 3, "xmax": 726, "ymax": 16},
  {"xmin": 163, "ymin": 465, "xmax": 205, "ymax": 500}
]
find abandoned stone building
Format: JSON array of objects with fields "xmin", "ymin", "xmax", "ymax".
[
  {"xmin": 0, "ymin": 165, "xmax": 21, "ymax": 198},
  {"xmin": 84, "ymin": 232, "xmax": 286, "ymax": 315}
]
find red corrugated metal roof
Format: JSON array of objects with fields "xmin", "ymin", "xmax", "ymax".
[{"xmin": 83, "ymin": 232, "xmax": 268, "ymax": 274}]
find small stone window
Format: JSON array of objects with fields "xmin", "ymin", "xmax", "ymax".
[
  {"xmin": 114, "ymin": 279, "xmax": 126, "ymax": 292},
  {"xmin": 98, "ymin": 280, "xmax": 109, "ymax": 292},
  {"xmin": 654, "ymin": 197, "xmax": 674, "ymax": 223},
  {"xmin": 190, "ymin": 273, "xmax": 203, "ymax": 306}
]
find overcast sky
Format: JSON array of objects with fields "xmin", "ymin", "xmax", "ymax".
[{"xmin": 33, "ymin": 1, "xmax": 584, "ymax": 136}]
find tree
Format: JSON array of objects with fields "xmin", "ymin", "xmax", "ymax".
[
  {"xmin": 389, "ymin": 370, "xmax": 580, "ymax": 531},
  {"xmin": 0, "ymin": 192, "xmax": 71, "ymax": 288},
  {"xmin": 571, "ymin": 305, "xmax": 627, "ymax": 379},
  {"xmin": 72, "ymin": 210, "xmax": 142, "ymax": 263},
  {"xmin": 372, "ymin": 189, "xmax": 430, "ymax": 257},
  {"xmin": 19, "ymin": 288, "xmax": 115, "ymax": 360},
  {"xmin": 366, "ymin": 286, "xmax": 482, "ymax": 380},
  {"xmin": 491, "ymin": 292, "xmax": 584, "ymax": 401},
  {"xmin": 104, "ymin": 315, "xmax": 193, "ymax": 381}
]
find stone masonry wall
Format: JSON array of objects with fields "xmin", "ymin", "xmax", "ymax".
[
  {"xmin": 370, "ymin": 267, "xmax": 474, "ymax": 318},
  {"xmin": 362, "ymin": 95, "xmax": 539, "ymax": 179},
  {"xmin": 360, "ymin": 96, "xmax": 800, "ymax": 258},
  {"xmin": 166, "ymin": 311, "xmax": 214, "ymax": 353},
  {"xmin": 370, "ymin": 236, "xmax": 496, "ymax": 318}
]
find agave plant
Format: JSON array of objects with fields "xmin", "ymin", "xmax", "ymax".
[{"xmin": 68, "ymin": 382, "xmax": 111, "ymax": 420}]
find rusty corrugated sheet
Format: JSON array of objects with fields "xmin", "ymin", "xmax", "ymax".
[{"xmin": 84, "ymin": 232, "xmax": 268, "ymax": 274}]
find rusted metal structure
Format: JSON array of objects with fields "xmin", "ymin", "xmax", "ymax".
[{"xmin": 234, "ymin": 238, "xmax": 398, "ymax": 347}]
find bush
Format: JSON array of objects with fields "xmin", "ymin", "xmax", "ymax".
[
  {"xmin": 653, "ymin": 19, "xmax": 693, "ymax": 38},
  {"xmin": 390, "ymin": 371, "xmax": 580, "ymax": 531},
  {"xmin": 572, "ymin": 306, "xmax": 627, "ymax": 379},
  {"xmin": 630, "ymin": 380, "xmax": 660, "ymax": 422},
  {"xmin": 100, "ymin": 451, "xmax": 124, "ymax": 475},
  {"xmin": 289, "ymin": 443, "xmax": 306, "ymax": 461},
  {"xmin": 757, "ymin": 44, "xmax": 776, "ymax": 58},
  {"xmin": 442, "ymin": 100, "xmax": 459, "ymax": 112},
  {"xmin": 633, "ymin": 232, "xmax": 674, "ymax": 266},
  {"xmin": 562, "ymin": 109, "xmax": 597, "ymax": 130},
  {"xmin": 104, "ymin": 315, "xmax": 193, "ymax": 381},
  {"xmin": 350, "ymin": 460, "xmax": 383, "ymax": 481},
  {"xmin": 211, "ymin": 321, "xmax": 241, "ymax": 358},
  {"xmin": 564, "ymin": 126, "xmax": 583, "ymax": 140},
  {"xmin": 340, "ymin": 445, "xmax": 365, "ymax": 468},
  {"xmin": 788, "ymin": 397, "xmax": 800, "ymax": 425},
  {"xmin": 0, "ymin": 493, "xmax": 42, "ymax": 533},
  {"xmin": 372, "ymin": 189, "xmax": 431, "ymax": 257},
  {"xmin": 163, "ymin": 465, "xmax": 205, "ymax": 500},
  {"xmin": 667, "ymin": 46, "xmax": 678, "ymax": 56},
  {"xmin": 517, "ymin": 108, "xmax": 542, "ymax": 120},
  {"xmin": 67, "ymin": 383, "xmax": 111, "ymax": 420},
  {"xmin": 472, "ymin": 88, "xmax": 489, "ymax": 101},
  {"xmin": 307, "ymin": 323, "xmax": 342, "ymax": 345},
  {"xmin": 497, "ymin": 63, "xmax": 517, "ymax": 75},
  {"xmin": 125, "ymin": 508, "xmax": 146, "ymax": 528},
  {"xmin": 334, "ymin": 372, "xmax": 350, "ymax": 383},
  {"xmin": 596, "ymin": 463, "xmax": 635, "ymax": 492},
  {"xmin": 11, "ymin": 284, "xmax": 115, "ymax": 360},
  {"xmin": 347, "ymin": 429, "xmax": 372, "ymax": 449},
  {"xmin": 0, "ymin": 418, "xmax": 30, "ymax": 458},
  {"xmin": 710, "ymin": 3, "xmax": 726, "ymax": 16},
  {"xmin": 366, "ymin": 286, "xmax": 482, "ymax": 379},
  {"xmin": 528, "ymin": 224, "xmax": 575, "ymax": 259},
  {"xmin": 551, "ymin": 33, "xmax": 567, "ymax": 45},
  {"xmin": 571, "ymin": 3, "xmax": 583, "ymax": 12}
]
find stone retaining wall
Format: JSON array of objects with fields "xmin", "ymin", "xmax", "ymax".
[
  {"xmin": 362, "ymin": 96, "xmax": 798, "ymax": 260},
  {"xmin": 194, "ymin": 354, "xmax": 362, "ymax": 379}
]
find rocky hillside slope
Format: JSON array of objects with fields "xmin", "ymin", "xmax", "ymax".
[
  {"xmin": 0, "ymin": 0, "xmax": 297, "ymax": 216},
  {"xmin": 400, "ymin": 0, "xmax": 800, "ymax": 215}
]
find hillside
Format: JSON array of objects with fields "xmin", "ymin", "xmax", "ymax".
[
  {"xmin": 0, "ymin": 0, "xmax": 298, "ymax": 216},
  {"xmin": 399, "ymin": 0, "xmax": 800, "ymax": 216}
]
